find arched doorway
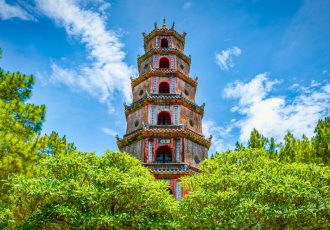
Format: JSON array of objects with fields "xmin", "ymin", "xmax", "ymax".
[
  {"xmin": 155, "ymin": 146, "xmax": 172, "ymax": 163},
  {"xmin": 161, "ymin": 38, "xmax": 168, "ymax": 48},
  {"xmin": 159, "ymin": 57, "xmax": 169, "ymax": 68},
  {"xmin": 157, "ymin": 111, "xmax": 171, "ymax": 125},
  {"xmin": 159, "ymin": 81, "xmax": 170, "ymax": 93}
]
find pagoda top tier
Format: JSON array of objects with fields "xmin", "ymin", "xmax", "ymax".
[{"xmin": 142, "ymin": 18, "xmax": 187, "ymax": 52}]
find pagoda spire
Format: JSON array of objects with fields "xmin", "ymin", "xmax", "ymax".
[
  {"xmin": 171, "ymin": 22, "xmax": 175, "ymax": 30},
  {"xmin": 162, "ymin": 17, "xmax": 167, "ymax": 29}
]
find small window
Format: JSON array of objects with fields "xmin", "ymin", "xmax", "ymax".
[
  {"xmin": 189, "ymin": 120, "xmax": 194, "ymax": 127},
  {"xmin": 184, "ymin": 89, "xmax": 189, "ymax": 96},
  {"xmin": 156, "ymin": 146, "xmax": 172, "ymax": 163},
  {"xmin": 157, "ymin": 111, "xmax": 171, "ymax": 125},
  {"xmin": 139, "ymin": 89, "xmax": 144, "ymax": 96},
  {"xmin": 134, "ymin": 120, "xmax": 139, "ymax": 127},
  {"xmin": 180, "ymin": 64, "xmax": 184, "ymax": 70},
  {"xmin": 144, "ymin": 63, "xmax": 149, "ymax": 70},
  {"xmin": 161, "ymin": 38, "xmax": 168, "ymax": 48},
  {"xmin": 159, "ymin": 57, "xmax": 169, "ymax": 68},
  {"xmin": 159, "ymin": 82, "xmax": 170, "ymax": 94}
]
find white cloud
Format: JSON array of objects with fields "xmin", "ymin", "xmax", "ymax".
[
  {"xmin": 215, "ymin": 46, "xmax": 242, "ymax": 70},
  {"xmin": 203, "ymin": 120, "xmax": 235, "ymax": 153},
  {"xmin": 322, "ymin": 70, "xmax": 330, "ymax": 76},
  {"xmin": 102, "ymin": 127, "xmax": 118, "ymax": 137},
  {"xmin": 0, "ymin": 0, "xmax": 33, "ymax": 20},
  {"xmin": 183, "ymin": 2, "xmax": 192, "ymax": 9},
  {"xmin": 224, "ymin": 73, "xmax": 330, "ymax": 142},
  {"xmin": 98, "ymin": 2, "xmax": 111, "ymax": 13},
  {"xmin": 35, "ymin": 0, "xmax": 134, "ymax": 112}
]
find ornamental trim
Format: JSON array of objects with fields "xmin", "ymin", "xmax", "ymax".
[
  {"xmin": 125, "ymin": 93, "xmax": 205, "ymax": 117},
  {"xmin": 143, "ymin": 29, "xmax": 186, "ymax": 47},
  {"xmin": 131, "ymin": 69, "xmax": 197, "ymax": 89},
  {"xmin": 138, "ymin": 48, "xmax": 191, "ymax": 65},
  {"xmin": 117, "ymin": 125, "xmax": 211, "ymax": 149}
]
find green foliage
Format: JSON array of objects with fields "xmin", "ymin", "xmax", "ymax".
[
  {"xmin": 279, "ymin": 132, "xmax": 297, "ymax": 162},
  {"xmin": 0, "ymin": 205, "xmax": 14, "ymax": 229},
  {"xmin": 241, "ymin": 117, "xmax": 330, "ymax": 165},
  {"xmin": 0, "ymin": 58, "xmax": 46, "ymax": 199},
  {"xmin": 313, "ymin": 117, "xmax": 330, "ymax": 164},
  {"xmin": 0, "ymin": 51, "xmax": 73, "ymax": 203},
  {"xmin": 7, "ymin": 151, "xmax": 177, "ymax": 229},
  {"xmin": 266, "ymin": 137, "xmax": 278, "ymax": 158},
  {"xmin": 235, "ymin": 141, "xmax": 246, "ymax": 151},
  {"xmin": 38, "ymin": 131, "xmax": 76, "ymax": 156},
  {"xmin": 295, "ymin": 135, "xmax": 315, "ymax": 163},
  {"xmin": 179, "ymin": 149, "xmax": 330, "ymax": 229},
  {"xmin": 248, "ymin": 128, "xmax": 268, "ymax": 149}
]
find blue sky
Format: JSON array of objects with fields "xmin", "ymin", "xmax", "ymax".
[{"xmin": 0, "ymin": 0, "xmax": 329, "ymax": 155}]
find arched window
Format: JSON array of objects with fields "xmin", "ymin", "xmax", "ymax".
[
  {"xmin": 159, "ymin": 82, "xmax": 170, "ymax": 93},
  {"xmin": 156, "ymin": 146, "xmax": 172, "ymax": 163},
  {"xmin": 161, "ymin": 38, "xmax": 168, "ymax": 48},
  {"xmin": 157, "ymin": 111, "xmax": 171, "ymax": 125},
  {"xmin": 159, "ymin": 57, "xmax": 169, "ymax": 68}
]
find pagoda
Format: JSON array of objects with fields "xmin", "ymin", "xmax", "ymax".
[{"xmin": 117, "ymin": 19, "xmax": 211, "ymax": 199}]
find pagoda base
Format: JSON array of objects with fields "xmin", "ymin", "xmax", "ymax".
[{"xmin": 143, "ymin": 163, "xmax": 198, "ymax": 199}]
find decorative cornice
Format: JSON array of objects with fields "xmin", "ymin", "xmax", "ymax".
[
  {"xmin": 143, "ymin": 28, "xmax": 186, "ymax": 49},
  {"xmin": 143, "ymin": 163, "xmax": 200, "ymax": 176},
  {"xmin": 131, "ymin": 69, "xmax": 197, "ymax": 89},
  {"xmin": 138, "ymin": 47, "xmax": 191, "ymax": 65},
  {"xmin": 117, "ymin": 125, "xmax": 211, "ymax": 149},
  {"xmin": 125, "ymin": 93, "xmax": 205, "ymax": 117}
]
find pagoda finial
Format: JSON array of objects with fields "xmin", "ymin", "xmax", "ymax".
[
  {"xmin": 154, "ymin": 22, "xmax": 158, "ymax": 29},
  {"xmin": 162, "ymin": 17, "xmax": 167, "ymax": 29},
  {"xmin": 171, "ymin": 22, "xmax": 175, "ymax": 30}
]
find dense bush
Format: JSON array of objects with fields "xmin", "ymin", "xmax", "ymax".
[
  {"xmin": 6, "ymin": 151, "xmax": 176, "ymax": 229},
  {"xmin": 179, "ymin": 149, "xmax": 330, "ymax": 229}
]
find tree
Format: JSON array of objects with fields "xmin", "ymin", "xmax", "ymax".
[
  {"xmin": 38, "ymin": 131, "xmax": 76, "ymax": 156},
  {"xmin": 235, "ymin": 141, "xmax": 246, "ymax": 151},
  {"xmin": 295, "ymin": 135, "xmax": 315, "ymax": 164},
  {"xmin": 313, "ymin": 117, "xmax": 330, "ymax": 164},
  {"xmin": 0, "ymin": 50, "xmax": 46, "ymax": 198},
  {"xmin": 279, "ymin": 132, "xmax": 297, "ymax": 162},
  {"xmin": 178, "ymin": 149, "xmax": 330, "ymax": 229},
  {"xmin": 7, "ymin": 151, "xmax": 177, "ymax": 229},
  {"xmin": 248, "ymin": 128, "xmax": 268, "ymax": 149},
  {"xmin": 0, "ymin": 49, "xmax": 74, "ymax": 203},
  {"xmin": 266, "ymin": 137, "xmax": 278, "ymax": 158}
]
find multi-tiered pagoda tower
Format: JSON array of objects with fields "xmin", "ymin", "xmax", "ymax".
[{"xmin": 117, "ymin": 20, "xmax": 211, "ymax": 199}]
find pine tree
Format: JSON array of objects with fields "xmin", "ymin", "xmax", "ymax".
[
  {"xmin": 248, "ymin": 128, "xmax": 268, "ymax": 149},
  {"xmin": 0, "ymin": 52, "xmax": 46, "ymax": 190},
  {"xmin": 235, "ymin": 141, "xmax": 246, "ymax": 151},
  {"xmin": 279, "ymin": 132, "xmax": 297, "ymax": 162},
  {"xmin": 38, "ymin": 131, "xmax": 76, "ymax": 156},
  {"xmin": 266, "ymin": 137, "xmax": 278, "ymax": 158},
  {"xmin": 313, "ymin": 117, "xmax": 330, "ymax": 164},
  {"xmin": 295, "ymin": 135, "xmax": 315, "ymax": 163}
]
